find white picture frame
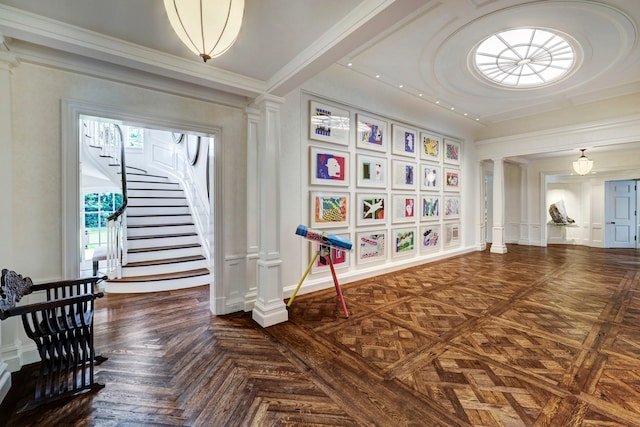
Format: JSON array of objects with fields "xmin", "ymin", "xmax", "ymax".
[
  {"xmin": 391, "ymin": 124, "xmax": 418, "ymax": 158},
  {"xmin": 420, "ymin": 132, "xmax": 441, "ymax": 162},
  {"xmin": 310, "ymin": 231, "xmax": 351, "ymax": 274},
  {"xmin": 420, "ymin": 224, "xmax": 441, "ymax": 253},
  {"xmin": 356, "ymin": 229, "xmax": 387, "ymax": 264},
  {"xmin": 309, "ymin": 100, "xmax": 350, "ymax": 146},
  {"xmin": 356, "ymin": 114, "xmax": 388, "ymax": 153},
  {"xmin": 310, "ymin": 192, "xmax": 350, "ymax": 228},
  {"xmin": 444, "ymin": 168, "xmax": 460, "ymax": 192},
  {"xmin": 392, "ymin": 194, "xmax": 418, "ymax": 224},
  {"xmin": 391, "ymin": 159, "xmax": 417, "ymax": 190},
  {"xmin": 444, "ymin": 195, "xmax": 460, "ymax": 219},
  {"xmin": 445, "ymin": 222, "xmax": 461, "ymax": 247},
  {"xmin": 356, "ymin": 193, "xmax": 387, "ymax": 226},
  {"xmin": 310, "ymin": 146, "xmax": 350, "ymax": 187},
  {"xmin": 392, "ymin": 227, "xmax": 417, "ymax": 257},
  {"xmin": 356, "ymin": 154, "xmax": 387, "ymax": 188},
  {"xmin": 420, "ymin": 194, "xmax": 440, "ymax": 221},
  {"xmin": 443, "ymin": 138, "xmax": 461, "ymax": 165},
  {"xmin": 420, "ymin": 164, "xmax": 441, "ymax": 191}
]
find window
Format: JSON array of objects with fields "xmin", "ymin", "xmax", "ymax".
[
  {"xmin": 474, "ymin": 28, "xmax": 576, "ymax": 88},
  {"xmin": 83, "ymin": 192, "xmax": 123, "ymax": 257}
]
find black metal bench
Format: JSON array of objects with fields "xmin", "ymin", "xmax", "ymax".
[{"xmin": 0, "ymin": 269, "xmax": 107, "ymax": 412}]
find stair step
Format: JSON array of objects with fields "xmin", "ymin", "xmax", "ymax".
[
  {"xmin": 127, "ymin": 243, "xmax": 201, "ymax": 254},
  {"xmin": 125, "ymin": 255, "xmax": 205, "ymax": 268},
  {"xmin": 126, "ymin": 172, "xmax": 169, "ymax": 180},
  {"xmin": 107, "ymin": 268, "xmax": 210, "ymax": 283},
  {"xmin": 128, "ymin": 232, "xmax": 197, "ymax": 240},
  {"xmin": 128, "ymin": 222, "xmax": 194, "ymax": 228}
]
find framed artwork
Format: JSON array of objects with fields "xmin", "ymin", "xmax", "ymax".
[
  {"xmin": 391, "ymin": 159, "xmax": 417, "ymax": 190},
  {"xmin": 391, "ymin": 124, "xmax": 418, "ymax": 158},
  {"xmin": 310, "ymin": 146, "xmax": 350, "ymax": 186},
  {"xmin": 356, "ymin": 229, "xmax": 387, "ymax": 264},
  {"xmin": 444, "ymin": 138, "xmax": 461, "ymax": 165},
  {"xmin": 310, "ymin": 192, "xmax": 349, "ymax": 228},
  {"xmin": 392, "ymin": 194, "xmax": 417, "ymax": 224},
  {"xmin": 420, "ymin": 224, "xmax": 441, "ymax": 253},
  {"xmin": 356, "ymin": 154, "xmax": 387, "ymax": 188},
  {"xmin": 356, "ymin": 114, "xmax": 388, "ymax": 153},
  {"xmin": 420, "ymin": 164, "xmax": 441, "ymax": 191},
  {"xmin": 309, "ymin": 100, "xmax": 350, "ymax": 146},
  {"xmin": 311, "ymin": 232, "xmax": 351, "ymax": 274},
  {"xmin": 420, "ymin": 194, "xmax": 440, "ymax": 221},
  {"xmin": 420, "ymin": 132, "xmax": 441, "ymax": 162},
  {"xmin": 445, "ymin": 222, "xmax": 461, "ymax": 247},
  {"xmin": 444, "ymin": 168, "xmax": 460, "ymax": 192},
  {"xmin": 444, "ymin": 195, "xmax": 460, "ymax": 219},
  {"xmin": 392, "ymin": 227, "xmax": 416, "ymax": 257},
  {"xmin": 356, "ymin": 193, "xmax": 387, "ymax": 226}
]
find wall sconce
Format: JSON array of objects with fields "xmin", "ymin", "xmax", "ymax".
[
  {"xmin": 164, "ymin": 0, "xmax": 245, "ymax": 62},
  {"xmin": 572, "ymin": 148, "xmax": 593, "ymax": 175}
]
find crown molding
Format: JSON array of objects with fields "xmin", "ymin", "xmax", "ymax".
[{"xmin": 0, "ymin": 4, "xmax": 266, "ymax": 98}]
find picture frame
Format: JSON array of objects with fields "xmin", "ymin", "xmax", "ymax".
[
  {"xmin": 310, "ymin": 146, "xmax": 350, "ymax": 187},
  {"xmin": 444, "ymin": 195, "xmax": 460, "ymax": 219},
  {"xmin": 356, "ymin": 193, "xmax": 387, "ymax": 226},
  {"xmin": 310, "ymin": 192, "xmax": 349, "ymax": 228},
  {"xmin": 356, "ymin": 229, "xmax": 387, "ymax": 264},
  {"xmin": 392, "ymin": 227, "xmax": 417, "ymax": 257},
  {"xmin": 420, "ymin": 132, "xmax": 441, "ymax": 162},
  {"xmin": 420, "ymin": 164, "xmax": 441, "ymax": 191},
  {"xmin": 311, "ymin": 231, "xmax": 351, "ymax": 274},
  {"xmin": 392, "ymin": 194, "xmax": 418, "ymax": 224},
  {"xmin": 445, "ymin": 222, "xmax": 461, "ymax": 247},
  {"xmin": 420, "ymin": 194, "xmax": 440, "ymax": 221},
  {"xmin": 444, "ymin": 168, "xmax": 460, "ymax": 192},
  {"xmin": 391, "ymin": 159, "xmax": 417, "ymax": 190},
  {"xmin": 356, "ymin": 154, "xmax": 387, "ymax": 188},
  {"xmin": 444, "ymin": 138, "xmax": 461, "ymax": 165},
  {"xmin": 356, "ymin": 114, "xmax": 388, "ymax": 153},
  {"xmin": 309, "ymin": 100, "xmax": 350, "ymax": 146},
  {"xmin": 420, "ymin": 224, "xmax": 441, "ymax": 253},
  {"xmin": 391, "ymin": 124, "xmax": 418, "ymax": 158}
]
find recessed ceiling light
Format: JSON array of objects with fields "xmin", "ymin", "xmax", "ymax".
[
  {"xmin": 473, "ymin": 28, "xmax": 576, "ymax": 88},
  {"xmin": 375, "ymin": 74, "xmax": 380, "ymax": 78},
  {"xmin": 435, "ymin": 100, "xmax": 440, "ymax": 104},
  {"xmin": 347, "ymin": 62, "xmax": 352, "ymax": 67},
  {"xmin": 419, "ymin": 93, "xmax": 423, "ymax": 97},
  {"xmin": 450, "ymin": 107, "xmax": 455, "ymax": 111},
  {"xmin": 399, "ymin": 84, "xmax": 403, "ymax": 88}
]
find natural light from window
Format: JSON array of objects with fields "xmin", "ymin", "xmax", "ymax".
[{"xmin": 474, "ymin": 28, "xmax": 575, "ymax": 88}]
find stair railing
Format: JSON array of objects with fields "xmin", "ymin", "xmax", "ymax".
[{"xmin": 105, "ymin": 124, "xmax": 128, "ymax": 278}]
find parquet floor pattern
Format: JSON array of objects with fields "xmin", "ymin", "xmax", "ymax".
[{"xmin": 3, "ymin": 245, "xmax": 640, "ymax": 426}]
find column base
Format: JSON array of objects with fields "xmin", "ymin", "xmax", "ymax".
[
  {"xmin": 0, "ymin": 362, "xmax": 11, "ymax": 406},
  {"xmin": 252, "ymin": 300, "xmax": 288, "ymax": 328},
  {"xmin": 490, "ymin": 242, "xmax": 508, "ymax": 254}
]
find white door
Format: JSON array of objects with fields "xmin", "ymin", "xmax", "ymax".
[{"xmin": 605, "ymin": 180, "xmax": 637, "ymax": 248}]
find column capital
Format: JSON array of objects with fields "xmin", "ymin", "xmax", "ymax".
[{"xmin": 253, "ymin": 93, "xmax": 285, "ymax": 108}]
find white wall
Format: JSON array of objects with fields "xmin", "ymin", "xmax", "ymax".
[
  {"xmin": 1, "ymin": 58, "xmax": 246, "ymax": 376},
  {"xmin": 278, "ymin": 65, "xmax": 479, "ymax": 295}
]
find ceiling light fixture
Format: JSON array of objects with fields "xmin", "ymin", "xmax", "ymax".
[
  {"xmin": 164, "ymin": 0, "xmax": 244, "ymax": 62},
  {"xmin": 572, "ymin": 149, "xmax": 593, "ymax": 175}
]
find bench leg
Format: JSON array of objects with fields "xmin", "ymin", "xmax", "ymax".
[{"xmin": 93, "ymin": 260, "xmax": 98, "ymax": 276}]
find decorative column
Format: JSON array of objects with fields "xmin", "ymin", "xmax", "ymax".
[
  {"xmin": 519, "ymin": 163, "xmax": 529, "ymax": 245},
  {"xmin": 251, "ymin": 95, "xmax": 288, "ymax": 327},
  {"xmin": 475, "ymin": 160, "xmax": 487, "ymax": 250},
  {"xmin": 244, "ymin": 107, "xmax": 260, "ymax": 310},
  {"xmin": 0, "ymin": 35, "xmax": 17, "ymax": 405},
  {"xmin": 491, "ymin": 158, "xmax": 508, "ymax": 254}
]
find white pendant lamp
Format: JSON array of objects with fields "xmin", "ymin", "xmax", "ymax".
[
  {"xmin": 572, "ymin": 149, "xmax": 593, "ymax": 175},
  {"xmin": 164, "ymin": 0, "xmax": 245, "ymax": 62}
]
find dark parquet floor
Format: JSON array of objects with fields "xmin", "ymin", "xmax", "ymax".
[{"xmin": 2, "ymin": 244, "xmax": 640, "ymax": 426}]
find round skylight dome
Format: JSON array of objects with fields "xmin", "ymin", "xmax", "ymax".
[{"xmin": 474, "ymin": 28, "xmax": 576, "ymax": 88}]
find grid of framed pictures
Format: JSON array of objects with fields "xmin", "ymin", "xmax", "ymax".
[{"xmin": 306, "ymin": 98, "xmax": 463, "ymax": 267}]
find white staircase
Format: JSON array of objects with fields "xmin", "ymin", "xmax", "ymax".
[{"xmin": 104, "ymin": 169, "xmax": 211, "ymax": 293}]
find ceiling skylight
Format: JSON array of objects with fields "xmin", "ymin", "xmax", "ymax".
[{"xmin": 474, "ymin": 28, "xmax": 575, "ymax": 88}]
